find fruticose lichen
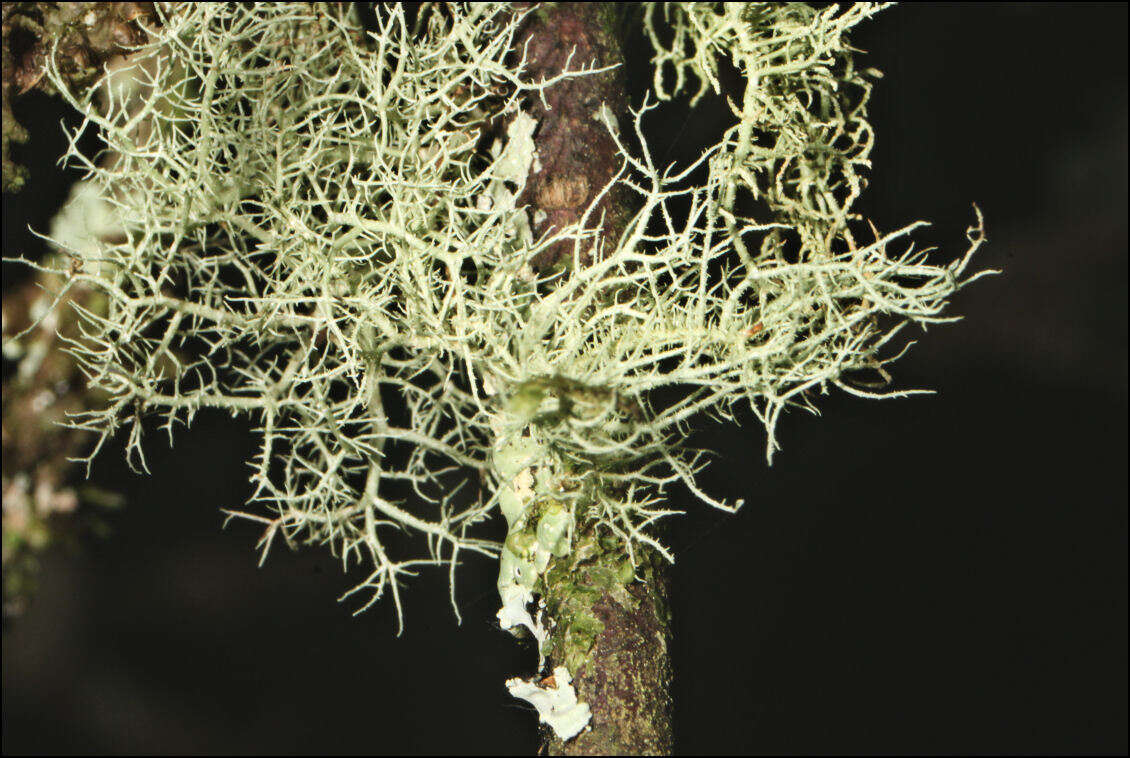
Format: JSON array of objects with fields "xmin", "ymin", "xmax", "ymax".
[{"xmin": 6, "ymin": 1, "xmax": 988, "ymax": 644}]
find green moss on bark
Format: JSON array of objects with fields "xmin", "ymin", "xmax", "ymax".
[{"xmin": 541, "ymin": 533, "xmax": 673, "ymax": 755}]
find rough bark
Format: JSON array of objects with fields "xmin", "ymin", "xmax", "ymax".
[
  {"xmin": 2, "ymin": 2, "xmax": 155, "ymax": 191},
  {"xmin": 512, "ymin": 4, "xmax": 674, "ymax": 754},
  {"xmin": 513, "ymin": 2, "xmax": 632, "ymax": 275},
  {"xmin": 541, "ymin": 546, "xmax": 674, "ymax": 756}
]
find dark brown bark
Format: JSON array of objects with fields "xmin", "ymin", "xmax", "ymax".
[
  {"xmin": 2, "ymin": 2, "xmax": 155, "ymax": 192},
  {"xmin": 513, "ymin": 2, "xmax": 632, "ymax": 275},
  {"xmin": 512, "ymin": 4, "xmax": 674, "ymax": 755}
]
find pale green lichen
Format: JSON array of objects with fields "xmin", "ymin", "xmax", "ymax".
[
  {"xmin": 506, "ymin": 666, "xmax": 592, "ymax": 741},
  {"xmin": 5, "ymin": 3, "xmax": 990, "ymax": 638},
  {"xmin": 492, "ymin": 417, "xmax": 572, "ymax": 662},
  {"xmin": 48, "ymin": 180, "xmax": 125, "ymax": 266}
]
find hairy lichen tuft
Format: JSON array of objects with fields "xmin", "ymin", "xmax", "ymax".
[{"xmin": 6, "ymin": 3, "xmax": 989, "ymax": 636}]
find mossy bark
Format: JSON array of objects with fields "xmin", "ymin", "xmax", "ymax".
[
  {"xmin": 541, "ymin": 532, "xmax": 673, "ymax": 756},
  {"xmin": 512, "ymin": 4, "xmax": 674, "ymax": 754}
]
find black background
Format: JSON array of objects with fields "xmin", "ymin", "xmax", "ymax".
[{"xmin": 3, "ymin": 4, "xmax": 1126, "ymax": 755}]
